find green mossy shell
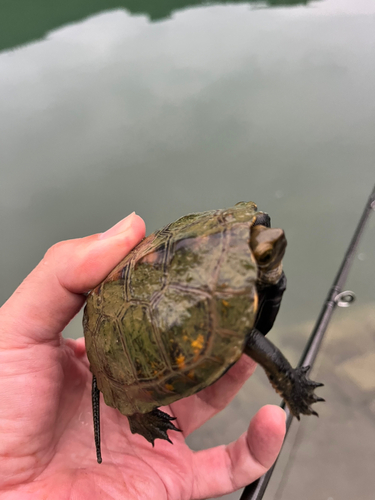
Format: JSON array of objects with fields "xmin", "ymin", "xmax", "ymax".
[{"xmin": 83, "ymin": 201, "xmax": 263, "ymax": 415}]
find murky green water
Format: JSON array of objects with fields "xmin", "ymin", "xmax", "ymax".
[
  {"xmin": 1, "ymin": 0, "xmax": 374, "ymax": 498},
  {"xmin": 1, "ymin": 0, "xmax": 374, "ymax": 319}
]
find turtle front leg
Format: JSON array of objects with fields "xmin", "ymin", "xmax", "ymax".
[
  {"xmin": 244, "ymin": 329, "xmax": 324, "ymax": 418},
  {"xmin": 254, "ymin": 272, "xmax": 287, "ymax": 336}
]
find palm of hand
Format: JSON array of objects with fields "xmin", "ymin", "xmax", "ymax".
[
  {"xmin": 0, "ymin": 214, "xmax": 285, "ymax": 500},
  {"xmin": 1, "ymin": 340, "xmax": 196, "ymax": 499}
]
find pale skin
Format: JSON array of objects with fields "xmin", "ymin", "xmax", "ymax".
[{"xmin": 0, "ymin": 213, "xmax": 286, "ymax": 500}]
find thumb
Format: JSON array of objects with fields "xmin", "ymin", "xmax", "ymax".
[
  {"xmin": 190, "ymin": 405, "xmax": 286, "ymax": 499},
  {"xmin": 0, "ymin": 213, "xmax": 145, "ymax": 349}
]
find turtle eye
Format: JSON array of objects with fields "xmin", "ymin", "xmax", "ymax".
[{"xmin": 258, "ymin": 250, "xmax": 273, "ymax": 265}]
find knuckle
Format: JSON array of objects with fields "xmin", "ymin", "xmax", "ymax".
[{"xmin": 44, "ymin": 239, "xmax": 72, "ymax": 261}]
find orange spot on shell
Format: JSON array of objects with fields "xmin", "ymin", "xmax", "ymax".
[
  {"xmin": 253, "ymin": 292, "xmax": 258, "ymax": 313},
  {"xmin": 176, "ymin": 354, "xmax": 186, "ymax": 369},
  {"xmin": 191, "ymin": 334, "xmax": 204, "ymax": 353},
  {"xmin": 165, "ymin": 383, "xmax": 174, "ymax": 391}
]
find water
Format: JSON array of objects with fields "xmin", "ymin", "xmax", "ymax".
[{"xmin": 1, "ymin": 0, "xmax": 374, "ymax": 498}]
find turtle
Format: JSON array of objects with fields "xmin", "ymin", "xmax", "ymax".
[{"xmin": 83, "ymin": 201, "xmax": 323, "ymax": 463}]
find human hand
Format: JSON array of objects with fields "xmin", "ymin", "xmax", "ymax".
[{"xmin": 0, "ymin": 212, "xmax": 285, "ymax": 500}]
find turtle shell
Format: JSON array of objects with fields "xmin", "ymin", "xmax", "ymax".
[{"xmin": 83, "ymin": 201, "xmax": 263, "ymax": 416}]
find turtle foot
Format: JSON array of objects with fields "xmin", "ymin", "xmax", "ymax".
[
  {"xmin": 280, "ymin": 365, "xmax": 324, "ymax": 419},
  {"xmin": 127, "ymin": 408, "xmax": 182, "ymax": 445}
]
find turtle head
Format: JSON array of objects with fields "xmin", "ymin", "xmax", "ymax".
[{"xmin": 249, "ymin": 225, "xmax": 287, "ymax": 280}]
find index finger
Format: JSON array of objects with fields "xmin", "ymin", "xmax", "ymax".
[{"xmin": 0, "ymin": 213, "xmax": 145, "ymax": 349}]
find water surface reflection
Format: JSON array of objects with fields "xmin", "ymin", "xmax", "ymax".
[{"xmin": 0, "ymin": 0, "xmax": 319, "ymax": 52}]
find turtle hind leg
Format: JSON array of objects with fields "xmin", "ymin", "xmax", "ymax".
[{"xmin": 127, "ymin": 408, "xmax": 182, "ymax": 445}]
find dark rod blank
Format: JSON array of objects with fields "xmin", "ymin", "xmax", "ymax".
[{"xmin": 240, "ymin": 184, "xmax": 375, "ymax": 500}]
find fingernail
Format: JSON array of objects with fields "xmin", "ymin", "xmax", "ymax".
[{"xmin": 99, "ymin": 212, "xmax": 136, "ymax": 240}]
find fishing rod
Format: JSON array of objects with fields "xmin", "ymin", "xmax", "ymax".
[{"xmin": 240, "ymin": 183, "xmax": 375, "ymax": 500}]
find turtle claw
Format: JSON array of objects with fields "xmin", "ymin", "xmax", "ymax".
[
  {"xmin": 309, "ymin": 380, "xmax": 324, "ymax": 388},
  {"xmin": 280, "ymin": 366, "xmax": 324, "ymax": 419},
  {"xmin": 127, "ymin": 408, "xmax": 182, "ymax": 445}
]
